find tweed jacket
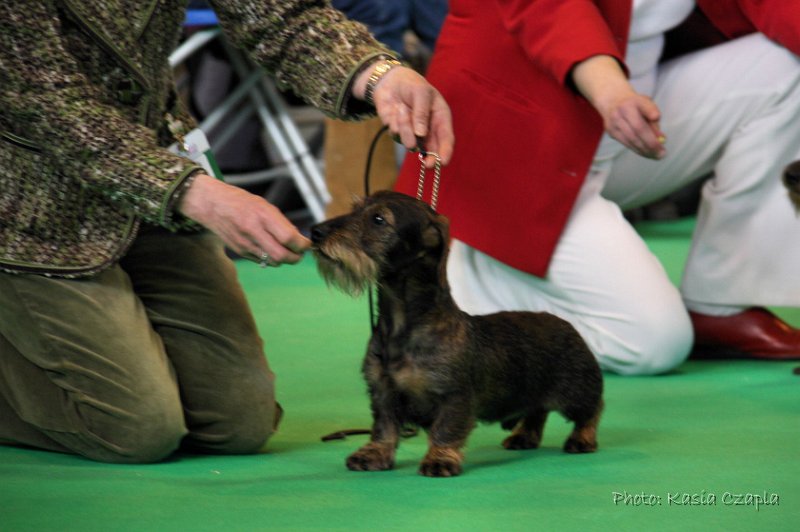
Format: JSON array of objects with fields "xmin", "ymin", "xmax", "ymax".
[{"xmin": 0, "ymin": 0, "xmax": 389, "ymax": 277}]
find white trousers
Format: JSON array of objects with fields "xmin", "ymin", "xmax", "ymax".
[{"xmin": 448, "ymin": 34, "xmax": 800, "ymax": 375}]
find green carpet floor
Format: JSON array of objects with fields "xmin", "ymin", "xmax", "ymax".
[{"xmin": 2, "ymin": 218, "xmax": 798, "ymax": 531}]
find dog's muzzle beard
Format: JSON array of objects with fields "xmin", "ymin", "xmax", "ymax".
[{"xmin": 312, "ymin": 236, "xmax": 381, "ymax": 298}]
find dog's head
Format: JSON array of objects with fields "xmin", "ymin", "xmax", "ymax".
[
  {"xmin": 784, "ymin": 160, "xmax": 800, "ymax": 210},
  {"xmin": 311, "ymin": 190, "xmax": 450, "ymax": 296}
]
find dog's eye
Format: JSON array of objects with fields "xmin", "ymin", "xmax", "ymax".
[{"xmin": 372, "ymin": 214, "xmax": 386, "ymax": 226}]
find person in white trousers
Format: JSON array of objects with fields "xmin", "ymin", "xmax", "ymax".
[{"xmin": 447, "ymin": 2, "xmax": 800, "ymax": 375}]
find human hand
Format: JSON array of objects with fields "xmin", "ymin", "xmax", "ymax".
[
  {"xmin": 353, "ymin": 62, "xmax": 454, "ymax": 167},
  {"xmin": 596, "ymin": 90, "xmax": 666, "ymax": 160},
  {"xmin": 178, "ymin": 174, "xmax": 311, "ymax": 265},
  {"xmin": 572, "ymin": 55, "xmax": 666, "ymax": 160}
]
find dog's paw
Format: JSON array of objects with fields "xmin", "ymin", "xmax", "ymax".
[
  {"xmin": 502, "ymin": 433, "xmax": 540, "ymax": 450},
  {"xmin": 346, "ymin": 444, "xmax": 395, "ymax": 472},
  {"xmin": 419, "ymin": 446, "xmax": 463, "ymax": 477},
  {"xmin": 563, "ymin": 437, "xmax": 598, "ymax": 454},
  {"xmin": 418, "ymin": 457, "xmax": 462, "ymax": 477}
]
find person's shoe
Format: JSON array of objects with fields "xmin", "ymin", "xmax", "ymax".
[{"xmin": 689, "ymin": 307, "xmax": 800, "ymax": 360}]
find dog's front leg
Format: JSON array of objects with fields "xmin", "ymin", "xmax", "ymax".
[
  {"xmin": 419, "ymin": 397, "xmax": 474, "ymax": 477},
  {"xmin": 346, "ymin": 381, "xmax": 401, "ymax": 472},
  {"xmin": 345, "ymin": 418, "xmax": 400, "ymax": 472}
]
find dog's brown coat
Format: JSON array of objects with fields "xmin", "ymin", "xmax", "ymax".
[{"xmin": 312, "ymin": 191, "xmax": 604, "ymax": 477}]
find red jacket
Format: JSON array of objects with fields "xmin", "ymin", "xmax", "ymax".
[{"xmin": 396, "ymin": 0, "xmax": 800, "ymax": 277}]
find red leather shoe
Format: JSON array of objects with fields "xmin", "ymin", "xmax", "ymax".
[{"xmin": 690, "ymin": 308, "xmax": 800, "ymax": 360}]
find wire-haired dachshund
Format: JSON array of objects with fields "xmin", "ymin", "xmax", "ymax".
[{"xmin": 311, "ymin": 191, "xmax": 604, "ymax": 477}]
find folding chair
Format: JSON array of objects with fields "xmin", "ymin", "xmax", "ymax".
[{"xmin": 169, "ymin": 9, "xmax": 330, "ymax": 223}]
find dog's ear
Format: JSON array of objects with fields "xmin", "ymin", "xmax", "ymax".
[
  {"xmin": 422, "ymin": 211, "xmax": 451, "ymax": 288},
  {"xmin": 421, "ymin": 212, "xmax": 449, "ymax": 247}
]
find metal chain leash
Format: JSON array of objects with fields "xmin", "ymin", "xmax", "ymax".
[{"xmin": 416, "ymin": 151, "xmax": 442, "ymax": 211}]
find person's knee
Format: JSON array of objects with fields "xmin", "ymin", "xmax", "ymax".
[
  {"xmin": 595, "ymin": 306, "xmax": 693, "ymax": 376},
  {"xmin": 61, "ymin": 393, "xmax": 187, "ymax": 464},
  {"xmin": 210, "ymin": 407, "xmax": 277, "ymax": 455},
  {"xmin": 183, "ymin": 375, "xmax": 279, "ymax": 455}
]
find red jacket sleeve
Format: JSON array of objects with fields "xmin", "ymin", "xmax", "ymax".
[
  {"xmin": 698, "ymin": 0, "xmax": 800, "ymax": 55},
  {"xmin": 494, "ymin": 0, "xmax": 629, "ymax": 85}
]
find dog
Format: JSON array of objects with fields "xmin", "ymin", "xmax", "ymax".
[
  {"xmin": 785, "ymin": 160, "xmax": 800, "ymax": 210},
  {"xmin": 310, "ymin": 190, "xmax": 604, "ymax": 477}
]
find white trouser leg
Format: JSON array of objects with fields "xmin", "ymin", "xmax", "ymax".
[
  {"xmin": 448, "ymin": 35, "xmax": 800, "ymax": 374},
  {"xmin": 603, "ymin": 34, "xmax": 800, "ymax": 307},
  {"xmin": 448, "ymin": 164, "xmax": 692, "ymax": 376}
]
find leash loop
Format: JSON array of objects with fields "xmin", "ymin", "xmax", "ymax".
[{"xmin": 417, "ymin": 151, "xmax": 442, "ymax": 211}]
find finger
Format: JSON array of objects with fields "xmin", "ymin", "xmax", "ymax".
[
  {"xmin": 640, "ymin": 97, "xmax": 662, "ymax": 123},
  {"xmin": 649, "ymin": 121, "xmax": 667, "ymax": 158},
  {"xmin": 228, "ymin": 207, "xmax": 305, "ymax": 265},
  {"xmin": 259, "ymin": 223, "xmax": 310, "ymax": 262},
  {"xmin": 395, "ymin": 104, "xmax": 417, "ymax": 151},
  {"xmin": 217, "ymin": 225, "xmax": 260, "ymax": 259},
  {"xmin": 253, "ymin": 234, "xmax": 304, "ymax": 265},
  {"xmin": 244, "ymin": 250, "xmax": 272, "ymax": 266},
  {"xmin": 427, "ymin": 103, "xmax": 455, "ymax": 165},
  {"xmin": 636, "ymin": 122, "xmax": 666, "ymax": 158},
  {"xmin": 410, "ymin": 85, "xmax": 433, "ymax": 139},
  {"xmin": 285, "ymin": 233, "xmax": 312, "ymax": 254},
  {"xmin": 638, "ymin": 100, "xmax": 666, "ymax": 157},
  {"xmin": 650, "ymin": 120, "xmax": 667, "ymax": 145},
  {"xmin": 611, "ymin": 119, "xmax": 648, "ymax": 157},
  {"xmin": 383, "ymin": 101, "xmax": 401, "ymax": 140},
  {"xmin": 620, "ymin": 107, "xmax": 662, "ymax": 158}
]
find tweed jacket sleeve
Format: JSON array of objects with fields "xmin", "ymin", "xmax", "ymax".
[
  {"xmin": 0, "ymin": 0, "xmax": 204, "ymax": 230},
  {"xmin": 0, "ymin": 1, "xmax": 390, "ymax": 232},
  {"xmin": 0, "ymin": 0, "xmax": 393, "ymax": 276},
  {"xmin": 210, "ymin": 0, "xmax": 393, "ymax": 118}
]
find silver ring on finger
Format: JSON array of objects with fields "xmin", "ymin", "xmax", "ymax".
[{"xmin": 259, "ymin": 251, "xmax": 271, "ymax": 268}]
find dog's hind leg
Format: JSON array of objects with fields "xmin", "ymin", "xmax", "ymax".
[
  {"xmin": 562, "ymin": 400, "xmax": 603, "ymax": 453},
  {"xmin": 502, "ymin": 409, "xmax": 548, "ymax": 450}
]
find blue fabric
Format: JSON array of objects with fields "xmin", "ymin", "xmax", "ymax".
[
  {"xmin": 184, "ymin": 9, "xmax": 218, "ymax": 27},
  {"xmin": 184, "ymin": 3, "xmax": 447, "ymax": 53},
  {"xmin": 331, "ymin": 0, "xmax": 447, "ymax": 55}
]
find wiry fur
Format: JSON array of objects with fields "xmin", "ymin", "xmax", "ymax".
[{"xmin": 311, "ymin": 191, "xmax": 604, "ymax": 477}]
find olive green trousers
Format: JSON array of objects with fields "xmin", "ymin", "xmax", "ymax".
[{"xmin": 0, "ymin": 226, "xmax": 278, "ymax": 463}]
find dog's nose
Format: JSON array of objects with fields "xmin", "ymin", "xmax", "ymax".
[
  {"xmin": 310, "ymin": 224, "xmax": 328, "ymax": 244},
  {"xmin": 784, "ymin": 161, "xmax": 800, "ymax": 187}
]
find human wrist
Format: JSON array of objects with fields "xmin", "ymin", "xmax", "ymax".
[
  {"xmin": 177, "ymin": 172, "xmax": 216, "ymax": 222},
  {"xmin": 352, "ymin": 56, "xmax": 403, "ymax": 106},
  {"xmin": 572, "ymin": 55, "xmax": 629, "ymax": 109}
]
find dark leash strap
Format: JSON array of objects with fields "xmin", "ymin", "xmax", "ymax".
[
  {"xmin": 364, "ymin": 125, "xmax": 389, "ymax": 334},
  {"xmin": 363, "ymin": 126, "xmax": 442, "ymax": 332}
]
